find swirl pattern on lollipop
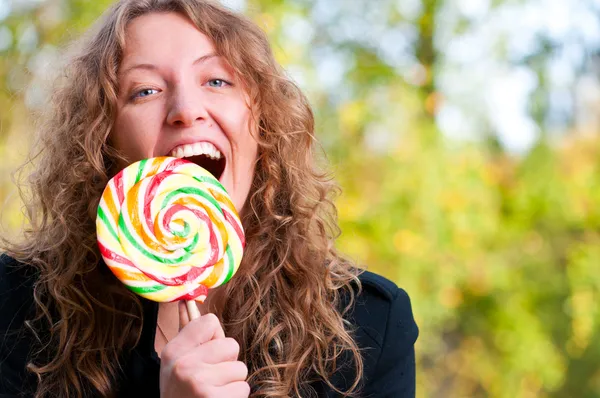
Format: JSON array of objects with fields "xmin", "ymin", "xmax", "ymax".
[{"xmin": 96, "ymin": 156, "xmax": 245, "ymax": 302}]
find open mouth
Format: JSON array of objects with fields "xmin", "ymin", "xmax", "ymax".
[
  {"xmin": 185, "ymin": 154, "xmax": 226, "ymax": 181},
  {"xmin": 169, "ymin": 142, "xmax": 226, "ymax": 181}
]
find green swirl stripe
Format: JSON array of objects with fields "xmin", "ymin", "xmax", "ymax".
[
  {"xmin": 128, "ymin": 284, "xmax": 166, "ymax": 294},
  {"xmin": 224, "ymin": 245, "xmax": 234, "ymax": 282},
  {"xmin": 171, "ymin": 221, "xmax": 191, "ymax": 238},
  {"xmin": 193, "ymin": 175, "xmax": 226, "ymax": 191},
  {"xmin": 97, "ymin": 206, "xmax": 119, "ymax": 242},
  {"xmin": 135, "ymin": 158, "xmax": 148, "ymax": 184},
  {"xmin": 118, "ymin": 212, "xmax": 199, "ymax": 264},
  {"xmin": 161, "ymin": 187, "xmax": 224, "ymax": 216}
]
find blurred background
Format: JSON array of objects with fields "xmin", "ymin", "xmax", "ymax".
[{"xmin": 1, "ymin": 0, "xmax": 600, "ymax": 396}]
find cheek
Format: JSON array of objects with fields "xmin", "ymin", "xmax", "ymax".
[
  {"xmin": 222, "ymin": 99, "xmax": 252, "ymax": 137},
  {"xmin": 113, "ymin": 112, "xmax": 157, "ymax": 158},
  {"xmin": 235, "ymin": 168, "xmax": 256, "ymax": 214},
  {"xmin": 237, "ymin": 113, "xmax": 258, "ymax": 158}
]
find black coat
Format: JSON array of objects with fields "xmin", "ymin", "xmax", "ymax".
[{"xmin": 0, "ymin": 254, "xmax": 418, "ymax": 397}]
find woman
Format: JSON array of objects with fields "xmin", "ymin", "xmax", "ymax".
[{"xmin": 0, "ymin": 0, "xmax": 418, "ymax": 397}]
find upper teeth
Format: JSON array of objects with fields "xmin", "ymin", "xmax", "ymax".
[{"xmin": 170, "ymin": 142, "xmax": 222, "ymax": 160}]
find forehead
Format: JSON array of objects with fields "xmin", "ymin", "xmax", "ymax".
[{"xmin": 121, "ymin": 12, "xmax": 216, "ymax": 68}]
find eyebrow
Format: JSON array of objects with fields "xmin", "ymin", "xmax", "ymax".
[{"xmin": 120, "ymin": 53, "xmax": 220, "ymax": 77}]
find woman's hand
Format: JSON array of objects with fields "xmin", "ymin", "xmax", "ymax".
[{"xmin": 159, "ymin": 301, "xmax": 250, "ymax": 398}]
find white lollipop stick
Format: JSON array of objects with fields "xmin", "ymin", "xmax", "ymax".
[{"xmin": 186, "ymin": 300, "xmax": 201, "ymax": 320}]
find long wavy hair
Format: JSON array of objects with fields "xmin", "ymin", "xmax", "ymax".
[{"xmin": 3, "ymin": 0, "xmax": 364, "ymax": 396}]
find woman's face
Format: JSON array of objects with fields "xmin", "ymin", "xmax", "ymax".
[{"xmin": 112, "ymin": 12, "xmax": 258, "ymax": 214}]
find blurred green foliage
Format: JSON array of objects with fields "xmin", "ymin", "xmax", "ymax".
[{"xmin": 1, "ymin": 0, "xmax": 599, "ymax": 397}]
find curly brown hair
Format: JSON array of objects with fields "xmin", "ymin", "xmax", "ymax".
[{"xmin": 3, "ymin": 0, "xmax": 364, "ymax": 396}]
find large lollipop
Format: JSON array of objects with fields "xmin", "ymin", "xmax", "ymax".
[{"xmin": 96, "ymin": 156, "xmax": 245, "ymax": 319}]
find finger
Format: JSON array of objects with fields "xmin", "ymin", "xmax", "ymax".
[
  {"xmin": 170, "ymin": 313, "xmax": 226, "ymax": 357},
  {"xmin": 181, "ymin": 312, "xmax": 225, "ymax": 341},
  {"xmin": 191, "ymin": 361, "xmax": 248, "ymax": 387},
  {"xmin": 191, "ymin": 337, "xmax": 241, "ymax": 364},
  {"xmin": 178, "ymin": 300, "xmax": 191, "ymax": 331},
  {"xmin": 214, "ymin": 381, "xmax": 251, "ymax": 397}
]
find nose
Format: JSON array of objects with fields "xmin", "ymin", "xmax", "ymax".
[{"xmin": 166, "ymin": 86, "xmax": 209, "ymax": 127}]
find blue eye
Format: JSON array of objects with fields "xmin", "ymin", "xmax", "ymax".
[
  {"xmin": 207, "ymin": 79, "xmax": 229, "ymax": 88},
  {"xmin": 133, "ymin": 88, "xmax": 159, "ymax": 99}
]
